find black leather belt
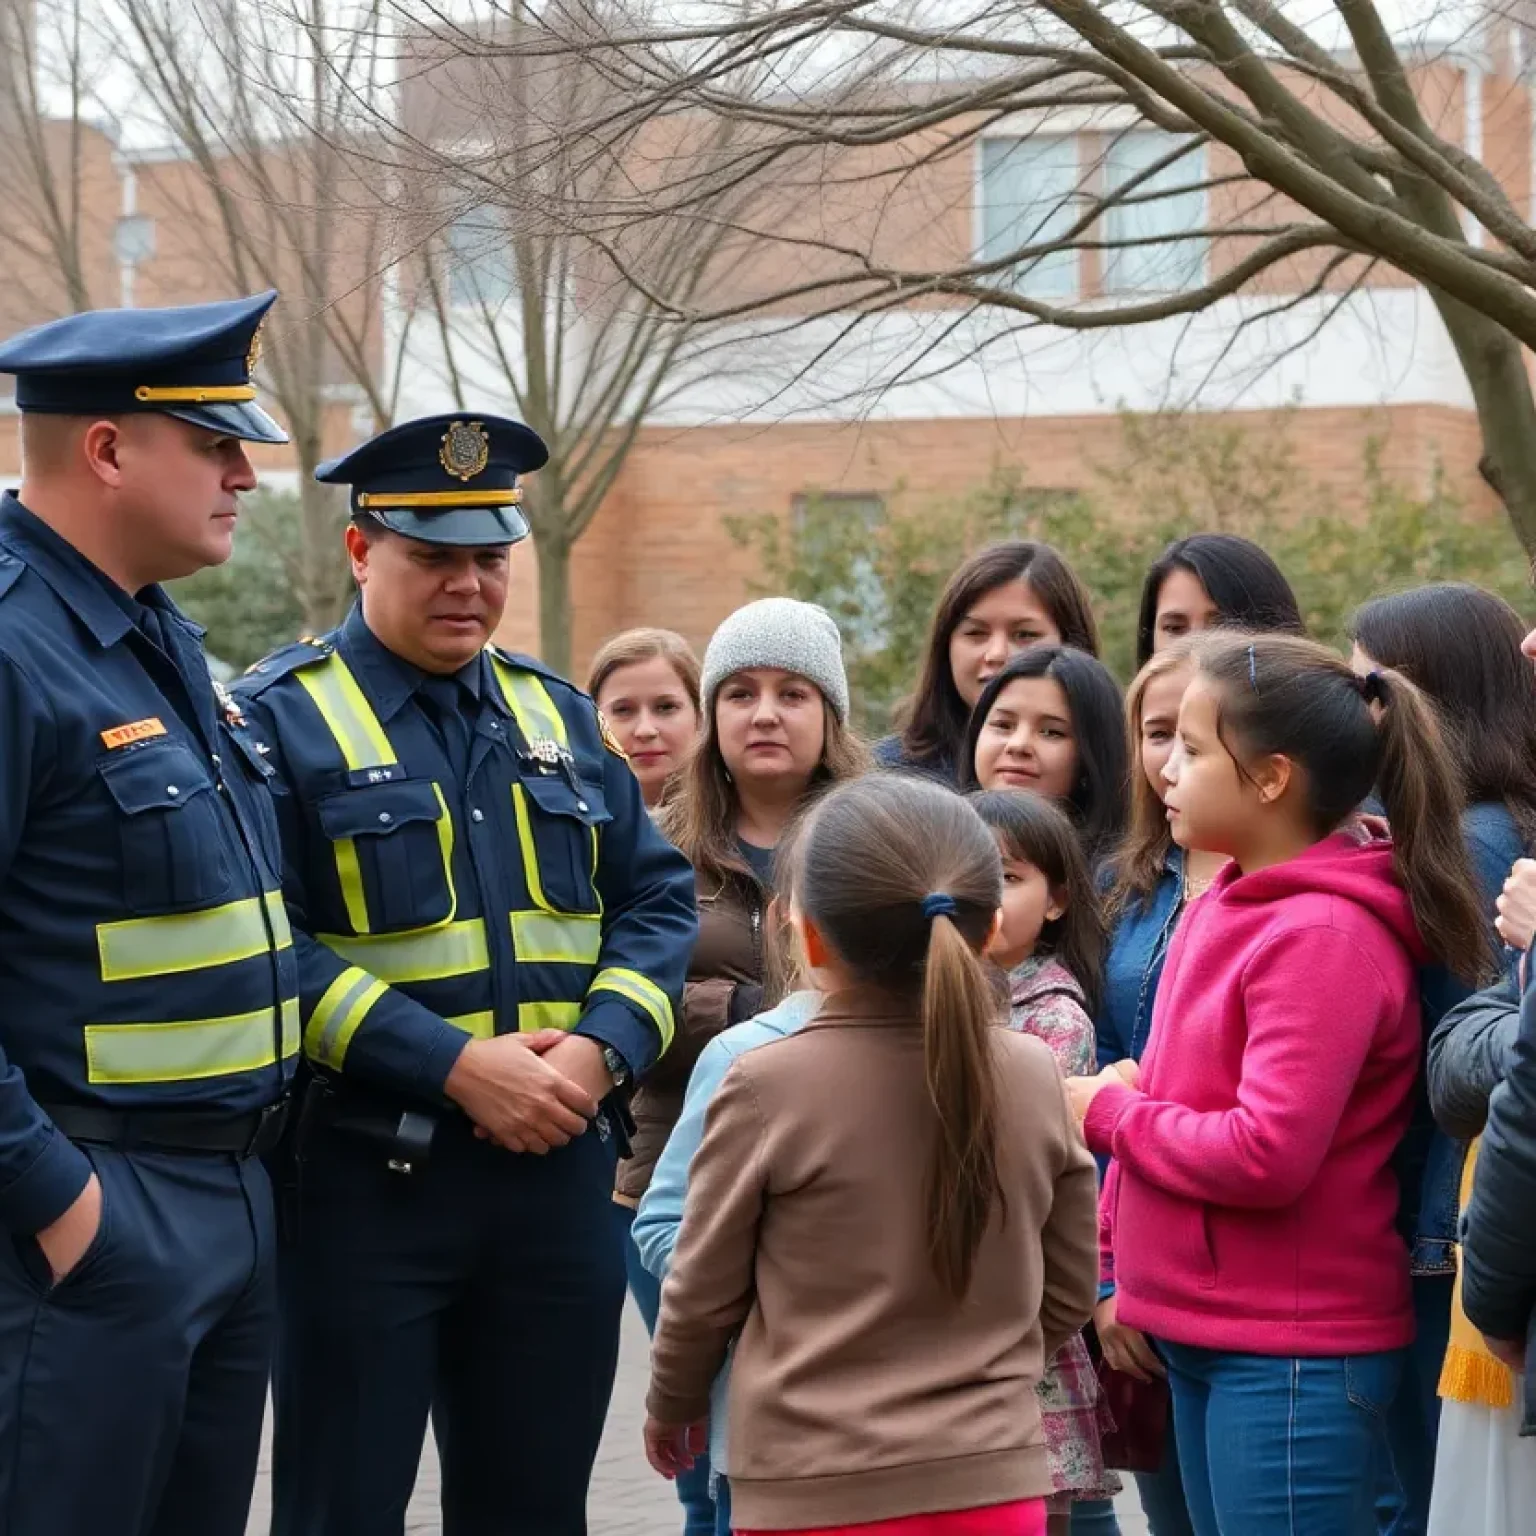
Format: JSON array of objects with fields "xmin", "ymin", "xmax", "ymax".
[{"xmin": 42, "ymin": 1099, "xmax": 290, "ymax": 1159}]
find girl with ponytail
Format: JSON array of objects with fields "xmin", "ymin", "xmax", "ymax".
[
  {"xmin": 644, "ymin": 776, "xmax": 1100, "ymax": 1536},
  {"xmin": 1067, "ymin": 632, "xmax": 1491, "ymax": 1536}
]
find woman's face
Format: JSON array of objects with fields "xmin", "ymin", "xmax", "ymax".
[
  {"xmin": 1152, "ymin": 566, "xmax": 1220, "ymax": 653},
  {"xmin": 972, "ymin": 676, "xmax": 1080, "ymax": 801},
  {"xmin": 1138, "ymin": 663, "xmax": 1192, "ymax": 804},
  {"xmin": 595, "ymin": 656, "xmax": 701, "ymax": 806},
  {"xmin": 714, "ymin": 668, "xmax": 827, "ymax": 795},
  {"xmin": 948, "ymin": 578, "xmax": 1062, "ymax": 709}
]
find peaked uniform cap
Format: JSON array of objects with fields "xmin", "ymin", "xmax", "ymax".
[
  {"xmin": 0, "ymin": 291, "xmax": 287, "ymax": 444},
  {"xmin": 318, "ymin": 412, "xmax": 548, "ymax": 546}
]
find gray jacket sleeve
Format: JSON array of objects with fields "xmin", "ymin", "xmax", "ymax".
[
  {"xmin": 1428, "ymin": 971, "xmax": 1522, "ymax": 1141},
  {"xmin": 1462, "ymin": 960, "xmax": 1536, "ymax": 1343}
]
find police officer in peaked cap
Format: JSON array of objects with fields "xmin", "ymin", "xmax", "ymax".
[
  {"xmin": 235, "ymin": 414, "xmax": 698, "ymax": 1535},
  {"xmin": 0, "ymin": 292, "xmax": 306, "ymax": 1535}
]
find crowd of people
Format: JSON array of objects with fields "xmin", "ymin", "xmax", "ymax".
[{"xmin": 587, "ymin": 534, "xmax": 1536, "ymax": 1536}]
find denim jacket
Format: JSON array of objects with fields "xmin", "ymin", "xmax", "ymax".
[
  {"xmin": 1404, "ymin": 801, "xmax": 1524, "ymax": 1274},
  {"xmin": 1096, "ymin": 847, "xmax": 1184, "ymax": 1071}
]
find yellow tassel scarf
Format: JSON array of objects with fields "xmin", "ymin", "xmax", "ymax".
[{"xmin": 1438, "ymin": 1136, "xmax": 1516, "ymax": 1409}]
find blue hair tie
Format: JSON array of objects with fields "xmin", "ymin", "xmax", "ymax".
[{"xmin": 921, "ymin": 892, "xmax": 957, "ymax": 921}]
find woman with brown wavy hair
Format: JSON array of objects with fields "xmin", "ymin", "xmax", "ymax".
[{"xmin": 615, "ymin": 598, "xmax": 867, "ymax": 1535}]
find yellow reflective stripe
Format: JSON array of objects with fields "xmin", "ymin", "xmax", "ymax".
[
  {"xmin": 97, "ymin": 890, "xmax": 291, "ymax": 983},
  {"xmin": 589, "ymin": 967, "xmax": 674, "ymax": 1051},
  {"xmin": 446, "ymin": 1011, "xmax": 496, "ymax": 1039},
  {"xmin": 296, "ymin": 655, "xmax": 396, "ymax": 771},
  {"xmin": 510, "ymin": 784, "xmax": 550, "ymax": 910},
  {"xmin": 334, "ymin": 839, "xmax": 370, "ymax": 935},
  {"xmin": 318, "ymin": 919, "xmax": 489, "ymax": 984},
  {"xmin": 488, "ymin": 657, "xmax": 567, "ymax": 747},
  {"xmin": 85, "ymin": 997, "xmax": 300, "ymax": 1085},
  {"xmin": 306, "ymin": 967, "xmax": 388, "ymax": 1070},
  {"xmin": 511, "ymin": 910, "xmax": 602, "ymax": 965},
  {"xmin": 517, "ymin": 1001, "xmax": 582, "ymax": 1033}
]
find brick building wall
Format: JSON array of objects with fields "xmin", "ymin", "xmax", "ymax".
[{"xmin": 491, "ymin": 401, "xmax": 1497, "ymax": 674}]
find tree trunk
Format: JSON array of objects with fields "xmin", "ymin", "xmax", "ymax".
[
  {"xmin": 535, "ymin": 531, "xmax": 574, "ymax": 676},
  {"xmin": 1427, "ymin": 291, "xmax": 1536, "ymax": 555},
  {"xmin": 296, "ymin": 477, "xmax": 351, "ymax": 635}
]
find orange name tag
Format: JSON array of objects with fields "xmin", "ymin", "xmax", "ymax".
[{"xmin": 100, "ymin": 718, "xmax": 168, "ymax": 750}]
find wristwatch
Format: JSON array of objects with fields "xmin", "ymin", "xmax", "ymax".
[{"xmin": 600, "ymin": 1045, "xmax": 631, "ymax": 1088}]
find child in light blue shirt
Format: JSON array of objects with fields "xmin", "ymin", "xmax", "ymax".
[{"xmin": 634, "ymin": 989, "xmax": 821, "ymax": 1536}]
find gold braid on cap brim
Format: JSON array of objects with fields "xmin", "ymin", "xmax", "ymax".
[{"xmin": 356, "ymin": 488, "xmax": 524, "ymax": 509}]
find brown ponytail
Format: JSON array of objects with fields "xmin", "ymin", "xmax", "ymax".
[
  {"xmin": 1197, "ymin": 633, "xmax": 1494, "ymax": 984},
  {"xmin": 922, "ymin": 910, "xmax": 1005, "ymax": 1298},
  {"xmin": 1370, "ymin": 670, "xmax": 1496, "ymax": 985},
  {"xmin": 797, "ymin": 775, "xmax": 1007, "ymax": 1298}
]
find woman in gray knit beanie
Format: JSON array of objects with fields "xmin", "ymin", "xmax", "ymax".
[{"xmin": 613, "ymin": 599, "xmax": 868, "ymax": 1533}]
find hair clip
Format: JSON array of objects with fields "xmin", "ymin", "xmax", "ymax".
[
  {"xmin": 1247, "ymin": 642, "xmax": 1260, "ymax": 693},
  {"xmin": 920, "ymin": 892, "xmax": 957, "ymax": 921}
]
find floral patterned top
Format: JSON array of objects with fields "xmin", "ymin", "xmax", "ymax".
[{"xmin": 1006, "ymin": 954, "xmax": 1120, "ymax": 1503}]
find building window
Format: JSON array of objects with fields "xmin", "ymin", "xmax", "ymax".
[
  {"xmin": 789, "ymin": 492, "xmax": 888, "ymax": 652},
  {"xmin": 978, "ymin": 137, "xmax": 1080, "ymax": 300},
  {"xmin": 446, "ymin": 213, "xmax": 515, "ymax": 308},
  {"xmin": 1102, "ymin": 133, "xmax": 1207, "ymax": 295}
]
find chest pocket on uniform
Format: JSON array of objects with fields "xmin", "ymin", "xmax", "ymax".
[
  {"xmin": 512, "ymin": 774, "xmax": 611, "ymax": 916},
  {"xmin": 316, "ymin": 778, "xmax": 455, "ymax": 935},
  {"xmin": 99, "ymin": 743, "xmax": 235, "ymax": 914}
]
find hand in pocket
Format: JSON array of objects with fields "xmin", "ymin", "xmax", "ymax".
[{"xmin": 36, "ymin": 1174, "xmax": 102, "ymax": 1283}]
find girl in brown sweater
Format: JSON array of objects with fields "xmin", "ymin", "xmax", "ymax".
[{"xmin": 645, "ymin": 776, "xmax": 1101, "ymax": 1536}]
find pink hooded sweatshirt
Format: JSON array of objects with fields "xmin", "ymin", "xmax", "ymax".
[{"xmin": 1085, "ymin": 830, "xmax": 1424, "ymax": 1356}]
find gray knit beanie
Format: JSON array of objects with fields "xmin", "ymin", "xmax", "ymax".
[{"xmin": 700, "ymin": 598, "xmax": 850, "ymax": 722}]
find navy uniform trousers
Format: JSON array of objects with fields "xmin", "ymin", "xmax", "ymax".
[
  {"xmin": 272, "ymin": 1116, "xmax": 625, "ymax": 1536},
  {"xmin": 0, "ymin": 1146, "xmax": 275, "ymax": 1536}
]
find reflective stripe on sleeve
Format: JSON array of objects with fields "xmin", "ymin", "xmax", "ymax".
[
  {"xmin": 97, "ymin": 890, "xmax": 292, "ymax": 983},
  {"xmin": 588, "ymin": 967, "xmax": 674, "ymax": 1051},
  {"xmin": 317, "ymin": 918, "xmax": 489, "ymax": 984},
  {"xmin": 305, "ymin": 967, "xmax": 388, "ymax": 1070},
  {"xmin": 85, "ymin": 996, "xmax": 301, "ymax": 1084},
  {"xmin": 510, "ymin": 910, "xmax": 602, "ymax": 966}
]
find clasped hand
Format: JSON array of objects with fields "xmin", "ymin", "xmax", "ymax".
[{"xmin": 444, "ymin": 1030, "xmax": 612, "ymax": 1155}]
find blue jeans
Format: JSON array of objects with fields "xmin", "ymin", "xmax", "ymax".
[
  {"xmin": 1160, "ymin": 1342, "xmax": 1405, "ymax": 1536},
  {"xmin": 1375, "ymin": 1274, "xmax": 1453, "ymax": 1536},
  {"xmin": 618, "ymin": 1206, "xmax": 715, "ymax": 1536},
  {"xmin": 1071, "ymin": 1499, "xmax": 1120, "ymax": 1533},
  {"xmin": 1134, "ymin": 1399, "xmax": 1196, "ymax": 1536}
]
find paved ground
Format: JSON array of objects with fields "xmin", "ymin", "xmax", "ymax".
[{"xmin": 248, "ymin": 1301, "xmax": 1150, "ymax": 1534}]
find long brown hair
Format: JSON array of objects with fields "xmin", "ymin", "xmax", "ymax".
[
  {"xmin": 586, "ymin": 627, "xmax": 702, "ymax": 707},
  {"xmin": 896, "ymin": 542, "xmax": 1099, "ymax": 772},
  {"xmin": 1106, "ymin": 645, "xmax": 1196, "ymax": 916},
  {"xmin": 1349, "ymin": 584, "xmax": 1536, "ymax": 850},
  {"xmin": 1197, "ymin": 632, "xmax": 1494, "ymax": 984},
  {"xmin": 659, "ymin": 694, "xmax": 870, "ymax": 892},
  {"xmin": 969, "ymin": 789, "xmax": 1106, "ymax": 1015},
  {"xmin": 799, "ymin": 776, "xmax": 1006, "ymax": 1298}
]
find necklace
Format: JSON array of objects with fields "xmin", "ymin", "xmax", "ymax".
[{"xmin": 1183, "ymin": 869, "xmax": 1216, "ymax": 903}]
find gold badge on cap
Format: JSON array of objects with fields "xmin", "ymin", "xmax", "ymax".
[
  {"xmin": 245, "ymin": 316, "xmax": 265, "ymax": 378},
  {"xmin": 440, "ymin": 420, "xmax": 490, "ymax": 482}
]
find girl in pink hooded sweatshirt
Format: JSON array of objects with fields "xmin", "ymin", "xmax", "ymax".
[{"xmin": 1068, "ymin": 632, "xmax": 1493, "ymax": 1536}]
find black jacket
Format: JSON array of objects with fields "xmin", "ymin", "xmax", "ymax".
[{"xmin": 1460, "ymin": 953, "xmax": 1536, "ymax": 1433}]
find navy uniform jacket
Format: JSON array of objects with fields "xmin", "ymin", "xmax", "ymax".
[
  {"xmin": 0, "ymin": 495, "xmax": 299, "ymax": 1236},
  {"xmin": 234, "ymin": 604, "xmax": 696, "ymax": 1101}
]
